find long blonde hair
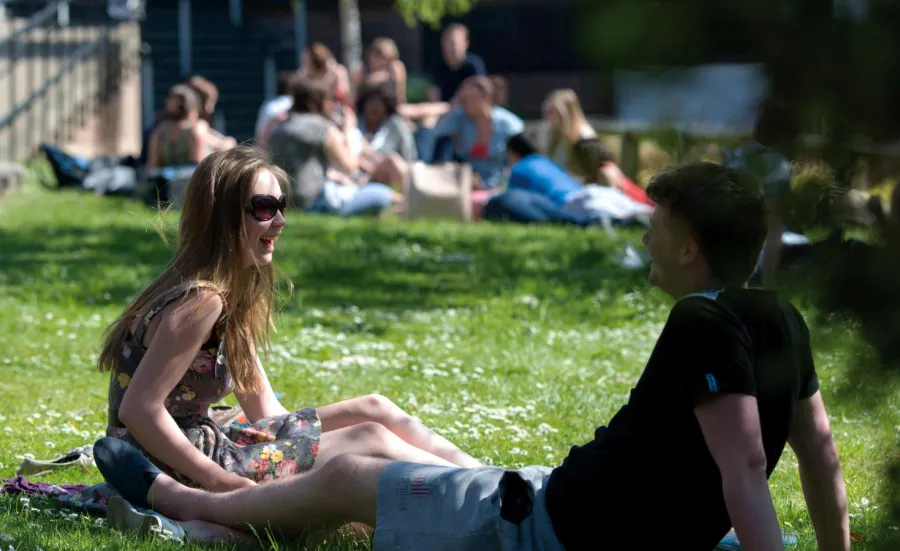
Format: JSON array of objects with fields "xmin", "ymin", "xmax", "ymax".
[
  {"xmin": 97, "ymin": 146, "xmax": 290, "ymax": 394},
  {"xmin": 545, "ymin": 89, "xmax": 590, "ymax": 158}
]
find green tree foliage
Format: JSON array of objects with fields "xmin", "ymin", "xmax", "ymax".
[
  {"xmin": 394, "ymin": 0, "xmax": 479, "ymax": 28},
  {"xmin": 578, "ymin": 0, "xmax": 900, "ymax": 158}
]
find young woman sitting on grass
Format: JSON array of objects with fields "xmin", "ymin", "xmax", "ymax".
[
  {"xmin": 570, "ymin": 138, "xmax": 654, "ymax": 206},
  {"xmin": 96, "ymin": 146, "xmax": 481, "ymax": 494}
]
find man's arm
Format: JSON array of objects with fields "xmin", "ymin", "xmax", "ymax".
[
  {"xmin": 788, "ymin": 391, "xmax": 850, "ymax": 551},
  {"xmin": 695, "ymin": 394, "xmax": 784, "ymax": 551},
  {"xmin": 469, "ymin": 53, "xmax": 487, "ymax": 76}
]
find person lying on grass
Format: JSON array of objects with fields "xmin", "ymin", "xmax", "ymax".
[
  {"xmin": 96, "ymin": 146, "xmax": 481, "ymax": 495},
  {"xmin": 94, "ymin": 162, "xmax": 850, "ymax": 551}
]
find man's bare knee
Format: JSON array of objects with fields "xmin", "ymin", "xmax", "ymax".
[
  {"xmin": 317, "ymin": 452, "xmax": 388, "ymax": 525},
  {"xmin": 307, "ymin": 453, "xmax": 381, "ymax": 526},
  {"xmin": 319, "ymin": 452, "xmax": 366, "ymax": 485}
]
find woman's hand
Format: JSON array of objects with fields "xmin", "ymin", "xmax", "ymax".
[{"xmin": 208, "ymin": 471, "xmax": 258, "ymax": 492}]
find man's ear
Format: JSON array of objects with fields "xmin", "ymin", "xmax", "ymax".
[{"xmin": 679, "ymin": 238, "xmax": 700, "ymax": 266}]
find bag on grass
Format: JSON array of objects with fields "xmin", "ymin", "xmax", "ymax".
[
  {"xmin": 404, "ymin": 161, "xmax": 474, "ymax": 223},
  {"xmin": 39, "ymin": 144, "xmax": 91, "ymax": 189}
]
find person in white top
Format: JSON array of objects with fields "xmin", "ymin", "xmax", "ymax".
[
  {"xmin": 536, "ymin": 89, "xmax": 596, "ymax": 174},
  {"xmin": 255, "ymin": 71, "xmax": 296, "ymax": 143}
]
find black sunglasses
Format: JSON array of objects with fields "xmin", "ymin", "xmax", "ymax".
[{"xmin": 245, "ymin": 194, "xmax": 287, "ymax": 221}]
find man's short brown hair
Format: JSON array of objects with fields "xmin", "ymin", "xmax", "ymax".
[{"xmin": 647, "ymin": 162, "xmax": 768, "ymax": 286}]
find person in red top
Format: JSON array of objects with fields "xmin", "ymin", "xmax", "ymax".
[{"xmin": 571, "ymin": 138, "xmax": 655, "ymax": 206}]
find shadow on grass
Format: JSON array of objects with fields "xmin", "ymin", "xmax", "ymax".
[
  {"xmin": 283, "ymin": 221, "xmax": 649, "ymax": 313},
  {"xmin": 0, "ymin": 225, "xmax": 174, "ymax": 306},
  {"xmin": 777, "ymin": 244, "xmax": 900, "ymax": 413},
  {"xmin": 0, "ymin": 210, "xmax": 650, "ymax": 315}
]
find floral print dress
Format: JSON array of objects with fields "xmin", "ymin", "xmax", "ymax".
[{"xmin": 106, "ymin": 284, "xmax": 321, "ymax": 484}]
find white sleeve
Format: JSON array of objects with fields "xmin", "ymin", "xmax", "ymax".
[{"xmin": 536, "ymin": 122, "xmax": 551, "ymax": 154}]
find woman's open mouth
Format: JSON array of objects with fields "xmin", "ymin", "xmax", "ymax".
[{"xmin": 260, "ymin": 236, "xmax": 277, "ymax": 252}]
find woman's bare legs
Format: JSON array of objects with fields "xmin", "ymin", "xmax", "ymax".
[
  {"xmin": 149, "ymin": 454, "xmax": 389, "ymax": 537},
  {"xmin": 316, "ymin": 394, "xmax": 482, "ymax": 468},
  {"xmin": 310, "ymin": 421, "xmax": 457, "ymax": 470}
]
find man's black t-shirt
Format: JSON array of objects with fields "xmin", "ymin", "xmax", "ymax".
[
  {"xmin": 432, "ymin": 52, "xmax": 487, "ymax": 102},
  {"xmin": 544, "ymin": 289, "xmax": 819, "ymax": 551}
]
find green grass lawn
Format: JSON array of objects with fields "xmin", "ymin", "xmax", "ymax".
[{"xmin": 0, "ymin": 181, "xmax": 898, "ymax": 550}]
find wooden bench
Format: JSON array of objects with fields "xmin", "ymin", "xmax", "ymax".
[{"xmin": 579, "ymin": 118, "xmax": 900, "ymax": 181}]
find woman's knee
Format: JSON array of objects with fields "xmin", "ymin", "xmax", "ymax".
[
  {"xmin": 348, "ymin": 420, "xmax": 391, "ymax": 441},
  {"xmin": 357, "ymin": 394, "xmax": 404, "ymax": 421}
]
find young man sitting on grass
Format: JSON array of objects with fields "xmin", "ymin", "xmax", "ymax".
[{"xmin": 94, "ymin": 162, "xmax": 849, "ymax": 551}]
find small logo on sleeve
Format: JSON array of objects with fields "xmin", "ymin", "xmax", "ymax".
[{"xmin": 705, "ymin": 373, "xmax": 719, "ymax": 392}]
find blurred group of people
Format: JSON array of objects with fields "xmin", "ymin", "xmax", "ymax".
[
  {"xmin": 142, "ymin": 75, "xmax": 237, "ymax": 169},
  {"xmin": 142, "ymin": 23, "xmax": 653, "ymax": 225}
]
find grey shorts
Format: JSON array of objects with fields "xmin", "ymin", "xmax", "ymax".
[{"xmin": 374, "ymin": 461, "xmax": 565, "ymax": 551}]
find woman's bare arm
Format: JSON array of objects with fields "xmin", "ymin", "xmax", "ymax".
[
  {"xmin": 118, "ymin": 290, "xmax": 253, "ymax": 492},
  {"xmin": 324, "ymin": 126, "xmax": 360, "ymax": 175},
  {"xmin": 233, "ymin": 349, "xmax": 290, "ymax": 423},
  {"xmin": 393, "ymin": 61, "xmax": 408, "ymax": 104},
  {"xmin": 146, "ymin": 128, "xmax": 162, "ymax": 169}
]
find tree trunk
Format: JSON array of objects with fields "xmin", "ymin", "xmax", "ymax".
[{"xmin": 339, "ymin": 0, "xmax": 363, "ymax": 93}]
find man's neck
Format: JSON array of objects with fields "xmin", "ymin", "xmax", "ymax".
[
  {"xmin": 445, "ymin": 54, "xmax": 465, "ymax": 69},
  {"xmin": 674, "ymin": 276, "xmax": 724, "ymax": 300},
  {"xmin": 674, "ymin": 279, "xmax": 751, "ymax": 300}
]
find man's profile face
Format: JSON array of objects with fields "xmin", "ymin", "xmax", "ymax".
[{"xmin": 642, "ymin": 204, "xmax": 694, "ymax": 297}]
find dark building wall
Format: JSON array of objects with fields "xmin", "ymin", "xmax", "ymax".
[{"xmin": 141, "ymin": 0, "xmax": 655, "ymax": 117}]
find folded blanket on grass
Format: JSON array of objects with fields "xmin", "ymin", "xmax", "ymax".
[
  {"xmin": 0, "ymin": 476, "xmax": 119, "ymax": 515},
  {"xmin": 0, "ymin": 475, "xmax": 87, "ymax": 497}
]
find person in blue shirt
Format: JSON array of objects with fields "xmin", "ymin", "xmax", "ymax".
[
  {"xmin": 505, "ymin": 134, "xmax": 582, "ymax": 206},
  {"xmin": 430, "ymin": 76, "xmax": 524, "ymax": 189},
  {"xmin": 483, "ymin": 134, "xmax": 593, "ymax": 226}
]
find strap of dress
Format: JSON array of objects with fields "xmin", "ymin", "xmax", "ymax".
[{"xmin": 132, "ymin": 282, "xmax": 221, "ymax": 345}]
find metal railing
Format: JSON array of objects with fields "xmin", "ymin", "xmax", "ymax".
[{"xmin": 0, "ymin": 0, "xmax": 140, "ymax": 162}]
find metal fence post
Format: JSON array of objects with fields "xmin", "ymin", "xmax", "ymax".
[
  {"xmin": 140, "ymin": 42, "xmax": 155, "ymax": 133},
  {"xmin": 293, "ymin": 0, "xmax": 306, "ymax": 66},
  {"xmin": 8, "ymin": 35, "xmax": 18, "ymax": 160},
  {"xmin": 57, "ymin": 1, "xmax": 69, "ymax": 27},
  {"xmin": 229, "ymin": 0, "xmax": 242, "ymax": 27},
  {"xmin": 178, "ymin": 0, "xmax": 192, "ymax": 77},
  {"xmin": 263, "ymin": 53, "xmax": 276, "ymax": 101}
]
